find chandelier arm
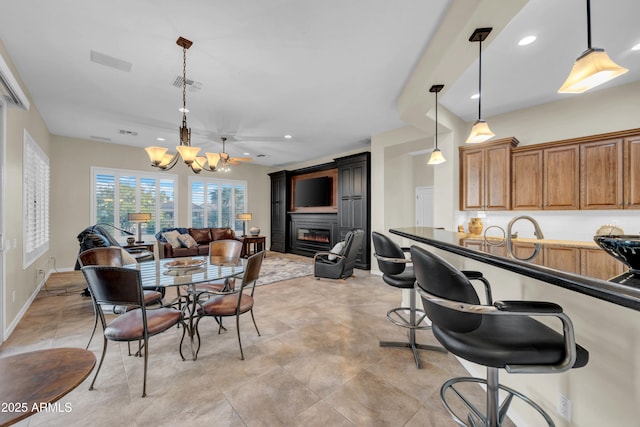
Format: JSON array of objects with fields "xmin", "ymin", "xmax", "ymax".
[{"xmin": 159, "ymin": 154, "xmax": 180, "ymax": 171}]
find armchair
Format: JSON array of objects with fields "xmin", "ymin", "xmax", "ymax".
[{"xmin": 313, "ymin": 229, "xmax": 364, "ymax": 280}]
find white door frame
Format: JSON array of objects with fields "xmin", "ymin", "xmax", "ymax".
[
  {"xmin": 415, "ymin": 186, "xmax": 434, "ymax": 227},
  {"xmin": 0, "ymin": 97, "xmax": 6, "ymax": 342}
]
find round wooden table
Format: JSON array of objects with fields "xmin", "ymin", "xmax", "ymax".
[{"xmin": 0, "ymin": 347, "xmax": 95, "ymax": 426}]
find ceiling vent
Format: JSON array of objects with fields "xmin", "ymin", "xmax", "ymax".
[
  {"xmin": 119, "ymin": 129, "xmax": 138, "ymax": 136},
  {"xmin": 172, "ymin": 76, "xmax": 202, "ymax": 92},
  {"xmin": 90, "ymin": 135, "xmax": 112, "ymax": 142},
  {"xmin": 0, "ymin": 53, "xmax": 29, "ymax": 110},
  {"xmin": 90, "ymin": 50, "xmax": 132, "ymax": 72}
]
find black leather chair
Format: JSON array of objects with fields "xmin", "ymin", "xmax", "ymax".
[
  {"xmin": 313, "ymin": 229, "xmax": 364, "ymax": 280},
  {"xmin": 371, "ymin": 232, "xmax": 447, "ymax": 368},
  {"xmin": 410, "ymin": 245, "xmax": 589, "ymax": 427}
]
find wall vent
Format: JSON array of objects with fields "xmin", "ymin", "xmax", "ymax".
[{"xmin": 119, "ymin": 129, "xmax": 138, "ymax": 136}]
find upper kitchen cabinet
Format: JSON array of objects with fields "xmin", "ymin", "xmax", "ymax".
[
  {"xmin": 511, "ymin": 150, "xmax": 543, "ymax": 210},
  {"xmin": 544, "ymin": 144, "xmax": 580, "ymax": 210},
  {"xmin": 580, "ymin": 138, "xmax": 623, "ymax": 209},
  {"xmin": 624, "ymin": 136, "xmax": 640, "ymax": 209},
  {"xmin": 460, "ymin": 137, "xmax": 519, "ymax": 211}
]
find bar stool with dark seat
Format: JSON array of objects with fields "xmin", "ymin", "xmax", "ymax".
[
  {"xmin": 372, "ymin": 232, "xmax": 495, "ymax": 369},
  {"xmin": 410, "ymin": 245, "xmax": 589, "ymax": 426}
]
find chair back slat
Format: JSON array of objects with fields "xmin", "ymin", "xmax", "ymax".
[
  {"xmin": 372, "ymin": 232, "xmax": 406, "ymax": 275},
  {"xmin": 410, "ymin": 246, "xmax": 482, "ymax": 333},
  {"xmin": 209, "ymin": 240, "xmax": 243, "ymax": 261},
  {"xmin": 81, "ymin": 266, "xmax": 144, "ymax": 308},
  {"xmin": 240, "ymin": 250, "xmax": 265, "ymax": 291},
  {"xmin": 78, "ymin": 247, "xmax": 124, "ymax": 267}
]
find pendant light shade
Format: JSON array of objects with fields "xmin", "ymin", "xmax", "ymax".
[
  {"xmin": 427, "ymin": 84, "xmax": 446, "ymax": 165},
  {"xmin": 558, "ymin": 0, "xmax": 627, "ymax": 94},
  {"xmin": 466, "ymin": 28, "xmax": 494, "ymax": 144},
  {"xmin": 466, "ymin": 119, "xmax": 495, "ymax": 144}
]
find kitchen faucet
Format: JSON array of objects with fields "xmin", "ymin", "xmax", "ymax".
[
  {"xmin": 506, "ymin": 216, "xmax": 544, "ymax": 261},
  {"xmin": 507, "ymin": 215, "xmax": 544, "ymax": 240}
]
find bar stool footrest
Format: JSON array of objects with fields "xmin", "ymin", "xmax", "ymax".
[
  {"xmin": 386, "ymin": 306, "xmax": 431, "ymax": 330},
  {"xmin": 440, "ymin": 376, "xmax": 554, "ymax": 427}
]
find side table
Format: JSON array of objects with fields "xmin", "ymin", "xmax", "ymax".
[
  {"xmin": 122, "ymin": 241, "xmax": 156, "ymax": 261},
  {"xmin": 242, "ymin": 235, "xmax": 266, "ymax": 257}
]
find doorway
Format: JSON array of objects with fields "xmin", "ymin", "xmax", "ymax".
[{"xmin": 415, "ymin": 186, "xmax": 434, "ymax": 227}]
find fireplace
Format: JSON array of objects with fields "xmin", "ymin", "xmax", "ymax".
[
  {"xmin": 297, "ymin": 228, "xmax": 330, "ymax": 244},
  {"xmin": 289, "ymin": 213, "xmax": 339, "ymax": 258}
]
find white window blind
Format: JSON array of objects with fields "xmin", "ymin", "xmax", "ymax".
[
  {"xmin": 91, "ymin": 167, "xmax": 177, "ymax": 241},
  {"xmin": 23, "ymin": 130, "xmax": 50, "ymax": 267},
  {"xmin": 188, "ymin": 176, "xmax": 247, "ymax": 233}
]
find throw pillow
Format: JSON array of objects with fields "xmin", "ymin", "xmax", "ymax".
[
  {"xmin": 163, "ymin": 230, "xmax": 182, "ymax": 249},
  {"xmin": 328, "ymin": 241, "xmax": 345, "ymax": 261},
  {"xmin": 178, "ymin": 233, "xmax": 198, "ymax": 248}
]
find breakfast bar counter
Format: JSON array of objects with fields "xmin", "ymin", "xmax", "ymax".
[{"xmin": 389, "ymin": 227, "xmax": 640, "ymax": 311}]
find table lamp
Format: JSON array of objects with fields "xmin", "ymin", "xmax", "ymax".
[
  {"xmin": 237, "ymin": 213, "xmax": 253, "ymax": 237},
  {"xmin": 128, "ymin": 212, "xmax": 152, "ymax": 243}
]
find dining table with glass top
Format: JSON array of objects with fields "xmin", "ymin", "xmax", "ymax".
[{"xmin": 135, "ymin": 255, "xmax": 244, "ymax": 360}]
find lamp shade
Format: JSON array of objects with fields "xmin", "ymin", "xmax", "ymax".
[
  {"xmin": 176, "ymin": 145, "xmax": 200, "ymax": 164},
  {"xmin": 466, "ymin": 120, "xmax": 495, "ymax": 144},
  {"xmin": 558, "ymin": 48, "xmax": 628, "ymax": 93},
  {"xmin": 237, "ymin": 213, "xmax": 253, "ymax": 221},
  {"xmin": 427, "ymin": 148, "xmax": 446, "ymax": 165},
  {"xmin": 145, "ymin": 146, "xmax": 169, "ymax": 165},
  {"xmin": 128, "ymin": 212, "xmax": 152, "ymax": 222}
]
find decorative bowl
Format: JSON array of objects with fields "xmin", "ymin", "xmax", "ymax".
[
  {"xmin": 249, "ymin": 226, "xmax": 260, "ymax": 236},
  {"xmin": 593, "ymin": 235, "xmax": 640, "ymax": 273}
]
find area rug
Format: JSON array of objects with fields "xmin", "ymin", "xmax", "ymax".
[{"xmin": 257, "ymin": 256, "xmax": 313, "ymax": 286}]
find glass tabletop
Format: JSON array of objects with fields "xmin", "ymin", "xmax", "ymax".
[{"xmin": 136, "ymin": 255, "xmax": 244, "ymax": 288}]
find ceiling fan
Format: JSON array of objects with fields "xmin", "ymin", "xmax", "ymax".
[{"xmin": 219, "ymin": 137, "xmax": 253, "ymax": 166}]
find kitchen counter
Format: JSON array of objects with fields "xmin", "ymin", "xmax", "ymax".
[{"xmin": 389, "ymin": 227, "xmax": 640, "ymax": 311}]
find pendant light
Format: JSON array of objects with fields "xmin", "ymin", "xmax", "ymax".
[
  {"xmin": 558, "ymin": 0, "xmax": 628, "ymax": 93},
  {"xmin": 427, "ymin": 84, "xmax": 445, "ymax": 165},
  {"xmin": 466, "ymin": 27, "xmax": 495, "ymax": 144},
  {"xmin": 145, "ymin": 37, "xmax": 221, "ymax": 173}
]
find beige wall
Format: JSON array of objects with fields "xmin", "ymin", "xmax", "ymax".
[
  {"xmin": 51, "ymin": 135, "xmax": 273, "ymax": 270},
  {"xmin": 1, "ymin": 40, "xmax": 52, "ymax": 337}
]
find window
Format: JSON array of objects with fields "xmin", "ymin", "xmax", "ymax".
[
  {"xmin": 23, "ymin": 130, "xmax": 50, "ymax": 267},
  {"xmin": 188, "ymin": 176, "xmax": 246, "ymax": 233},
  {"xmin": 92, "ymin": 167, "xmax": 177, "ymax": 241}
]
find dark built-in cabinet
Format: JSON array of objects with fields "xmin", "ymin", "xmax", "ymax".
[
  {"xmin": 336, "ymin": 152, "xmax": 371, "ymax": 269},
  {"xmin": 268, "ymin": 152, "xmax": 371, "ymax": 270},
  {"xmin": 268, "ymin": 170, "xmax": 290, "ymax": 253}
]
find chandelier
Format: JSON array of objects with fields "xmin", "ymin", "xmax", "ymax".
[{"xmin": 145, "ymin": 37, "xmax": 221, "ymax": 173}]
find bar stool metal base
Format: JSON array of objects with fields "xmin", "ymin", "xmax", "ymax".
[
  {"xmin": 440, "ymin": 368, "xmax": 554, "ymax": 427},
  {"xmin": 380, "ymin": 289, "xmax": 447, "ymax": 368}
]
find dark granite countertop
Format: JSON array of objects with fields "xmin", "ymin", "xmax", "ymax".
[{"xmin": 390, "ymin": 227, "xmax": 640, "ymax": 312}]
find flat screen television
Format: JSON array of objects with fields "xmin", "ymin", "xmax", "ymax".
[{"xmin": 294, "ymin": 176, "xmax": 332, "ymax": 207}]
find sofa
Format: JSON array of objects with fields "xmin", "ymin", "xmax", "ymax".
[{"xmin": 156, "ymin": 227, "xmax": 245, "ymax": 258}]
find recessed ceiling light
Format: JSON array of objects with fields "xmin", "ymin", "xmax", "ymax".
[
  {"xmin": 243, "ymin": 152, "xmax": 251, "ymax": 156},
  {"xmin": 632, "ymin": 43, "xmax": 640, "ymax": 51},
  {"xmin": 178, "ymin": 107, "xmax": 189, "ymax": 113},
  {"xmin": 156, "ymin": 137, "xmax": 165, "ymax": 141},
  {"xmin": 470, "ymin": 93, "xmax": 480, "ymax": 100},
  {"xmin": 518, "ymin": 35, "xmax": 536, "ymax": 46},
  {"xmin": 284, "ymin": 134, "xmax": 292, "ymax": 139}
]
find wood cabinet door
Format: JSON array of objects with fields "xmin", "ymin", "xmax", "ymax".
[
  {"xmin": 511, "ymin": 150, "xmax": 543, "ymax": 210},
  {"xmin": 544, "ymin": 246, "xmax": 580, "ymax": 274},
  {"xmin": 510, "ymin": 241, "xmax": 544, "ymax": 265},
  {"xmin": 484, "ymin": 144, "xmax": 511, "ymax": 210},
  {"xmin": 624, "ymin": 136, "xmax": 640, "ymax": 209},
  {"xmin": 580, "ymin": 138, "xmax": 623, "ymax": 209},
  {"xmin": 460, "ymin": 148, "xmax": 484, "ymax": 210},
  {"xmin": 543, "ymin": 145, "xmax": 580, "ymax": 210},
  {"xmin": 580, "ymin": 248, "xmax": 625, "ymax": 281}
]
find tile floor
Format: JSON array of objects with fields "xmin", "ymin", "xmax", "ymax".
[{"xmin": 0, "ymin": 255, "xmax": 498, "ymax": 427}]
